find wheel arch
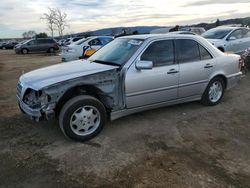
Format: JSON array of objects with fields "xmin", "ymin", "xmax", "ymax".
[
  {"xmin": 55, "ymin": 85, "xmax": 110, "ymax": 117},
  {"xmin": 209, "ymin": 74, "xmax": 227, "ymax": 89}
]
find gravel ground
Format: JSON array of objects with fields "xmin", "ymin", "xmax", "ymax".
[{"xmin": 0, "ymin": 50, "xmax": 250, "ymax": 188}]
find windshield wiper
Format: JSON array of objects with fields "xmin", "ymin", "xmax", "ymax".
[{"xmin": 91, "ymin": 60, "xmax": 120, "ymax": 66}]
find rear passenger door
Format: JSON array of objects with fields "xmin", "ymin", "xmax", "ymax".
[{"xmin": 177, "ymin": 39, "xmax": 215, "ymax": 98}]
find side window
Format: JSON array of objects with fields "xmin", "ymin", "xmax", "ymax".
[
  {"xmin": 176, "ymin": 39, "xmax": 200, "ymax": 63},
  {"xmin": 28, "ymin": 40, "xmax": 36, "ymax": 45},
  {"xmin": 242, "ymin": 29, "xmax": 250, "ymax": 38},
  {"xmin": 230, "ymin": 29, "xmax": 243, "ymax": 39},
  {"xmin": 199, "ymin": 44, "xmax": 212, "ymax": 60},
  {"xmin": 100, "ymin": 38, "xmax": 112, "ymax": 45},
  {"xmin": 37, "ymin": 39, "xmax": 46, "ymax": 44},
  {"xmin": 88, "ymin": 39, "xmax": 102, "ymax": 46},
  {"xmin": 141, "ymin": 40, "xmax": 174, "ymax": 67}
]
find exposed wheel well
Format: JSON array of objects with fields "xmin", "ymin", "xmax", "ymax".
[{"xmin": 55, "ymin": 85, "xmax": 109, "ymax": 117}]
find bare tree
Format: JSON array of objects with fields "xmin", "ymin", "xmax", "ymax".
[
  {"xmin": 41, "ymin": 8, "xmax": 56, "ymax": 38},
  {"xmin": 41, "ymin": 8, "xmax": 69, "ymax": 38},
  {"xmin": 53, "ymin": 8, "xmax": 69, "ymax": 37}
]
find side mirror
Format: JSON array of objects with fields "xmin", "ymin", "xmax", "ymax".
[
  {"xmin": 135, "ymin": 60, "xmax": 153, "ymax": 70},
  {"xmin": 228, "ymin": 36, "xmax": 237, "ymax": 41}
]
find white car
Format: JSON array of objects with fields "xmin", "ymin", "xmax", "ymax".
[
  {"xmin": 60, "ymin": 36, "xmax": 113, "ymax": 62},
  {"xmin": 202, "ymin": 27, "xmax": 250, "ymax": 54}
]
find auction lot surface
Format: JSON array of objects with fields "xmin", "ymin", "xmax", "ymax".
[{"xmin": 0, "ymin": 50, "xmax": 250, "ymax": 188}]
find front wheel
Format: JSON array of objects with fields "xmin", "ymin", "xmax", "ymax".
[
  {"xmin": 48, "ymin": 47, "xmax": 55, "ymax": 53},
  {"xmin": 59, "ymin": 95, "xmax": 106, "ymax": 141},
  {"xmin": 201, "ymin": 77, "xmax": 225, "ymax": 106}
]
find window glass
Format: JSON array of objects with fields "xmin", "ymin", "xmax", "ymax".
[
  {"xmin": 202, "ymin": 28, "xmax": 232, "ymax": 39},
  {"xmin": 89, "ymin": 39, "xmax": 102, "ymax": 46},
  {"xmin": 88, "ymin": 38, "xmax": 143, "ymax": 66},
  {"xmin": 28, "ymin": 40, "xmax": 36, "ymax": 45},
  {"xmin": 199, "ymin": 44, "xmax": 212, "ymax": 60},
  {"xmin": 100, "ymin": 38, "xmax": 113, "ymax": 45},
  {"xmin": 230, "ymin": 29, "xmax": 243, "ymax": 39},
  {"xmin": 176, "ymin": 39, "xmax": 200, "ymax": 63},
  {"xmin": 72, "ymin": 37, "xmax": 81, "ymax": 42},
  {"xmin": 141, "ymin": 40, "xmax": 174, "ymax": 67},
  {"xmin": 242, "ymin": 29, "xmax": 250, "ymax": 38}
]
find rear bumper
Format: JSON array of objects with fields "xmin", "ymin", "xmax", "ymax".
[
  {"xmin": 60, "ymin": 53, "xmax": 77, "ymax": 62},
  {"xmin": 226, "ymin": 72, "xmax": 242, "ymax": 90}
]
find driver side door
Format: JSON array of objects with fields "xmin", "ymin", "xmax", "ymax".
[{"xmin": 125, "ymin": 39, "xmax": 179, "ymax": 108}]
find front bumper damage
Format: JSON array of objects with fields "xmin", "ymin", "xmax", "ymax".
[{"xmin": 18, "ymin": 96, "xmax": 56, "ymax": 121}]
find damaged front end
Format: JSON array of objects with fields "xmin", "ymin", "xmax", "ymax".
[
  {"xmin": 17, "ymin": 68, "xmax": 123, "ymax": 122},
  {"xmin": 17, "ymin": 86, "xmax": 56, "ymax": 121}
]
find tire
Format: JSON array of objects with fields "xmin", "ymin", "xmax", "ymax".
[
  {"xmin": 21, "ymin": 48, "xmax": 28, "ymax": 54},
  {"xmin": 48, "ymin": 47, "xmax": 55, "ymax": 53},
  {"xmin": 59, "ymin": 95, "xmax": 107, "ymax": 141},
  {"xmin": 201, "ymin": 77, "xmax": 225, "ymax": 106},
  {"xmin": 2, "ymin": 47, "xmax": 6, "ymax": 50}
]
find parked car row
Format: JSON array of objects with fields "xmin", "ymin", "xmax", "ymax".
[
  {"xmin": 2, "ymin": 26, "xmax": 250, "ymax": 62},
  {"xmin": 0, "ymin": 41, "xmax": 18, "ymax": 49}
]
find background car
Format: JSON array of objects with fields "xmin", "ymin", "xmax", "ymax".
[
  {"xmin": 60, "ymin": 36, "xmax": 113, "ymax": 62},
  {"xmin": 180, "ymin": 27, "xmax": 206, "ymax": 35},
  {"xmin": 0, "ymin": 41, "xmax": 18, "ymax": 49},
  {"xmin": 15, "ymin": 38, "xmax": 59, "ymax": 54},
  {"xmin": 63, "ymin": 37, "xmax": 83, "ymax": 46},
  {"xmin": 202, "ymin": 26, "xmax": 250, "ymax": 54},
  {"xmin": 169, "ymin": 31, "xmax": 196, "ymax": 35}
]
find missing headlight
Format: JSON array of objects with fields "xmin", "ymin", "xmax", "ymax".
[{"xmin": 23, "ymin": 89, "xmax": 50, "ymax": 109}]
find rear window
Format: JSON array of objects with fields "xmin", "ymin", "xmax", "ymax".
[
  {"xmin": 38, "ymin": 39, "xmax": 55, "ymax": 44},
  {"xmin": 176, "ymin": 39, "xmax": 200, "ymax": 63},
  {"xmin": 176, "ymin": 39, "xmax": 213, "ymax": 63}
]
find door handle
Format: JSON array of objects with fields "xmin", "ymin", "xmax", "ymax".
[
  {"xmin": 204, "ymin": 64, "xmax": 213, "ymax": 69},
  {"xmin": 167, "ymin": 69, "xmax": 179, "ymax": 74}
]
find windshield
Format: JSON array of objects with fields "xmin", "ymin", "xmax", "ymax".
[
  {"xmin": 89, "ymin": 38, "xmax": 144, "ymax": 66},
  {"xmin": 202, "ymin": 28, "xmax": 233, "ymax": 39}
]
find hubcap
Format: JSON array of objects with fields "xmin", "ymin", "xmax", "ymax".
[
  {"xmin": 70, "ymin": 105, "xmax": 100, "ymax": 136},
  {"xmin": 209, "ymin": 81, "xmax": 223, "ymax": 103}
]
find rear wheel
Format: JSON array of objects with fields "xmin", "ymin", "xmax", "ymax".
[
  {"xmin": 201, "ymin": 77, "xmax": 225, "ymax": 106},
  {"xmin": 59, "ymin": 95, "xmax": 106, "ymax": 141}
]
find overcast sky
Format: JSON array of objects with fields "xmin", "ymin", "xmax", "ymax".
[{"xmin": 0, "ymin": 0, "xmax": 249, "ymax": 38}]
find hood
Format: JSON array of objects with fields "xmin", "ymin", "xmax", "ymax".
[
  {"xmin": 20, "ymin": 60, "xmax": 119, "ymax": 90},
  {"xmin": 206, "ymin": 39, "xmax": 225, "ymax": 47}
]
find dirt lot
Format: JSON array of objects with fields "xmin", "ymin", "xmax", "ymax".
[{"xmin": 0, "ymin": 50, "xmax": 250, "ymax": 188}]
